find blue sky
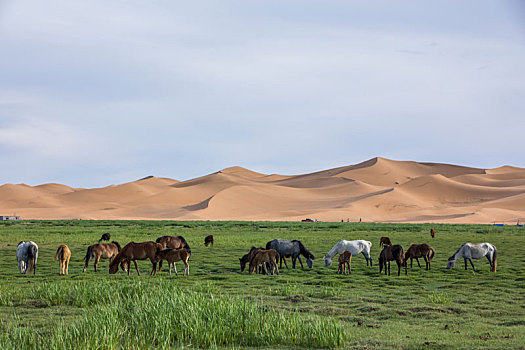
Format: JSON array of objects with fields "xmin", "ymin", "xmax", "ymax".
[{"xmin": 1, "ymin": 0, "xmax": 524, "ymax": 187}]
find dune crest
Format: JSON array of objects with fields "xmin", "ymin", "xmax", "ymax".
[{"xmin": 1, "ymin": 157, "xmax": 524, "ymax": 223}]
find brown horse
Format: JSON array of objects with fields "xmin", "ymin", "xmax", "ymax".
[
  {"xmin": 204, "ymin": 235, "xmax": 214, "ymax": 247},
  {"xmin": 155, "ymin": 235, "xmax": 191, "ymax": 271},
  {"xmin": 239, "ymin": 247, "xmax": 264, "ymax": 272},
  {"xmin": 430, "ymin": 228, "xmax": 435, "ymax": 238},
  {"xmin": 379, "ymin": 244, "xmax": 407, "ymax": 276},
  {"xmin": 155, "ymin": 248, "xmax": 190, "ymax": 277},
  {"xmin": 249, "ymin": 249, "xmax": 279, "ymax": 275},
  {"xmin": 83, "ymin": 241, "xmax": 121, "ymax": 272},
  {"xmin": 338, "ymin": 251, "xmax": 352, "ymax": 274},
  {"xmin": 55, "ymin": 244, "xmax": 71, "ymax": 275},
  {"xmin": 98, "ymin": 232, "xmax": 111, "ymax": 243},
  {"xmin": 379, "ymin": 236, "xmax": 392, "ymax": 247},
  {"xmin": 405, "ymin": 243, "xmax": 435, "ymax": 270},
  {"xmin": 109, "ymin": 241, "xmax": 162, "ymax": 276}
]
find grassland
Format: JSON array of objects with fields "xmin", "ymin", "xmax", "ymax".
[{"xmin": 0, "ymin": 220, "xmax": 524, "ymax": 349}]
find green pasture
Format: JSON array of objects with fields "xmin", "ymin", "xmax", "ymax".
[{"xmin": 0, "ymin": 220, "xmax": 524, "ymax": 349}]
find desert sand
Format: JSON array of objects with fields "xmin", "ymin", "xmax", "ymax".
[{"xmin": 1, "ymin": 157, "xmax": 524, "ymax": 223}]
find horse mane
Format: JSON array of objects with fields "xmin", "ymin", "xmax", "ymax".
[
  {"xmin": 155, "ymin": 236, "xmax": 164, "ymax": 243},
  {"xmin": 294, "ymin": 240, "xmax": 314, "ymax": 258},
  {"xmin": 112, "ymin": 241, "xmax": 121, "ymax": 251},
  {"xmin": 18, "ymin": 241, "xmax": 24, "ymax": 247},
  {"xmin": 178, "ymin": 236, "xmax": 191, "ymax": 254}
]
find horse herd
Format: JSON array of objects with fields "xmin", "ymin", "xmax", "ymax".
[{"xmin": 15, "ymin": 229, "xmax": 498, "ymax": 277}]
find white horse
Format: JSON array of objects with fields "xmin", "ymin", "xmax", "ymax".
[
  {"xmin": 17, "ymin": 241, "xmax": 39, "ymax": 274},
  {"xmin": 324, "ymin": 240, "xmax": 373, "ymax": 267},
  {"xmin": 446, "ymin": 242, "xmax": 497, "ymax": 272}
]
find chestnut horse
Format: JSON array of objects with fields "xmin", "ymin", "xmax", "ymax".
[
  {"xmin": 204, "ymin": 235, "xmax": 214, "ymax": 247},
  {"xmin": 379, "ymin": 236, "xmax": 392, "ymax": 247},
  {"xmin": 109, "ymin": 241, "xmax": 162, "ymax": 276},
  {"xmin": 83, "ymin": 241, "xmax": 121, "ymax": 272},
  {"xmin": 430, "ymin": 228, "xmax": 435, "ymax": 238},
  {"xmin": 338, "ymin": 251, "xmax": 352, "ymax": 274},
  {"xmin": 155, "ymin": 248, "xmax": 190, "ymax": 277},
  {"xmin": 155, "ymin": 235, "xmax": 191, "ymax": 271},
  {"xmin": 379, "ymin": 244, "xmax": 406, "ymax": 276},
  {"xmin": 55, "ymin": 244, "xmax": 71, "ymax": 275},
  {"xmin": 249, "ymin": 249, "xmax": 279, "ymax": 275},
  {"xmin": 405, "ymin": 243, "xmax": 435, "ymax": 270}
]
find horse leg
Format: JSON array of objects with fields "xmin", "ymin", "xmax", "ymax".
[
  {"xmin": 468, "ymin": 258, "xmax": 476, "ymax": 272},
  {"xmin": 464, "ymin": 258, "xmax": 468, "ymax": 270},
  {"xmin": 274, "ymin": 258, "xmax": 279, "ymax": 275},
  {"xmin": 424, "ymin": 256, "xmax": 429, "ymax": 270},
  {"xmin": 168, "ymin": 262, "xmax": 172, "ymax": 278},
  {"xmin": 282, "ymin": 256, "xmax": 289, "ymax": 269},
  {"xmin": 183, "ymin": 261, "xmax": 189, "ymax": 276},
  {"xmin": 94, "ymin": 256, "xmax": 101, "ymax": 272},
  {"xmin": 387, "ymin": 261, "xmax": 391, "ymax": 276},
  {"xmin": 416, "ymin": 258, "xmax": 422, "ymax": 269},
  {"xmin": 397, "ymin": 261, "xmax": 401, "ymax": 276},
  {"xmin": 486, "ymin": 255, "xmax": 493, "ymax": 271},
  {"xmin": 133, "ymin": 260, "xmax": 140, "ymax": 276},
  {"xmin": 174, "ymin": 262, "xmax": 178, "ymax": 276},
  {"xmin": 158, "ymin": 260, "xmax": 163, "ymax": 272}
]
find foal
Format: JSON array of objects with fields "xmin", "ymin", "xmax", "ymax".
[
  {"xmin": 405, "ymin": 243, "xmax": 435, "ymax": 270},
  {"xmin": 249, "ymin": 249, "xmax": 279, "ymax": 275},
  {"xmin": 338, "ymin": 251, "xmax": 352, "ymax": 274},
  {"xmin": 379, "ymin": 245, "xmax": 407, "ymax": 276},
  {"xmin": 379, "ymin": 236, "xmax": 392, "ymax": 247},
  {"xmin": 55, "ymin": 244, "xmax": 71, "ymax": 275},
  {"xmin": 155, "ymin": 248, "xmax": 190, "ymax": 277}
]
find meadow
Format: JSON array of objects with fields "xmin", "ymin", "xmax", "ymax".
[{"xmin": 0, "ymin": 220, "xmax": 524, "ymax": 349}]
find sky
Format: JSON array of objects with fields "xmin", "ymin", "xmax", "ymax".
[{"xmin": 1, "ymin": 0, "xmax": 524, "ymax": 188}]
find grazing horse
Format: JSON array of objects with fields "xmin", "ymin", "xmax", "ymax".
[
  {"xmin": 98, "ymin": 232, "xmax": 111, "ymax": 243},
  {"xmin": 249, "ymin": 249, "xmax": 279, "ymax": 275},
  {"xmin": 204, "ymin": 235, "xmax": 214, "ymax": 247},
  {"xmin": 405, "ymin": 243, "xmax": 435, "ymax": 270},
  {"xmin": 430, "ymin": 228, "xmax": 435, "ymax": 238},
  {"xmin": 55, "ymin": 244, "xmax": 71, "ymax": 275},
  {"xmin": 265, "ymin": 239, "xmax": 315, "ymax": 269},
  {"xmin": 446, "ymin": 243, "xmax": 497, "ymax": 272},
  {"xmin": 83, "ymin": 241, "xmax": 122, "ymax": 272},
  {"xmin": 239, "ymin": 247, "xmax": 264, "ymax": 272},
  {"xmin": 155, "ymin": 235, "xmax": 191, "ymax": 271},
  {"xmin": 324, "ymin": 240, "xmax": 373, "ymax": 267},
  {"xmin": 379, "ymin": 245, "xmax": 406, "ymax": 276},
  {"xmin": 338, "ymin": 251, "xmax": 352, "ymax": 274},
  {"xmin": 155, "ymin": 248, "xmax": 190, "ymax": 277},
  {"xmin": 109, "ymin": 241, "xmax": 163, "ymax": 276},
  {"xmin": 16, "ymin": 241, "xmax": 38, "ymax": 275},
  {"xmin": 379, "ymin": 236, "xmax": 392, "ymax": 247}
]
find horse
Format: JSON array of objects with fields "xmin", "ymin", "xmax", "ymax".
[
  {"xmin": 98, "ymin": 232, "xmax": 111, "ymax": 243},
  {"xmin": 55, "ymin": 244, "xmax": 71, "ymax": 275},
  {"xmin": 204, "ymin": 235, "xmax": 214, "ymax": 247},
  {"xmin": 446, "ymin": 242, "xmax": 497, "ymax": 272},
  {"xmin": 405, "ymin": 243, "xmax": 435, "ymax": 270},
  {"xmin": 239, "ymin": 247, "xmax": 264, "ymax": 272},
  {"xmin": 324, "ymin": 240, "xmax": 373, "ymax": 267},
  {"xmin": 265, "ymin": 239, "xmax": 315, "ymax": 269},
  {"xmin": 109, "ymin": 241, "xmax": 162, "ymax": 276},
  {"xmin": 430, "ymin": 228, "xmax": 435, "ymax": 238},
  {"xmin": 155, "ymin": 235, "xmax": 191, "ymax": 271},
  {"xmin": 16, "ymin": 241, "xmax": 38, "ymax": 275},
  {"xmin": 83, "ymin": 241, "xmax": 122, "ymax": 272},
  {"xmin": 338, "ymin": 251, "xmax": 352, "ymax": 274},
  {"xmin": 155, "ymin": 248, "xmax": 190, "ymax": 277},
  {"xmin": 379, "ymin": 236, "xmax": 392, "ymax": 247},
  {"xmin": 379, "ymin": 244, "xmax": 406, "ymax": 276},
  {"xmin": 249, "ymin": 249, "xmax": 279, "ymax": 275}
]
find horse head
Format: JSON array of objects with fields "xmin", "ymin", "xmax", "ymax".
[
  {"xmin": 445, "ymin": 258, "xmax": 456, "ymax": 269},
  {"xmin": 323, "ymin": 255, "xmax": 332, "ymax": 267}
]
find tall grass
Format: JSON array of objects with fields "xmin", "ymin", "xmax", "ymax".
[{"xmin": 0, "ymin": 280, "xmax": 346, "ymax": 349}]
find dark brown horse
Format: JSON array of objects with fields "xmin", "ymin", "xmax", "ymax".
[
  {"xmin": 109, "ymin": 241, "xmax": 162, "ymax": 276},
  {"xmin": 204, "ymin": 235, "xmax": 214, "ymax": 247},
  {"xmin": 155, "ymin": 235, "xmax": 191, "ymax": 271},
  {"xmin": 379, "ymin": 236, "xmax": 392, "ymax": 247},
  {"xmin": 430, "ymin": 228, "xmax": 435, "ymax": 238},
  {"xmin": 239, "ymin": 247, "xmax": 264, "ymax": 272},
  {"xmin": 155, "ymin": 248, "xmax": 190, "ymax": 277},
  {"xmin": 379, "ymin": 244, "xmax": 406, "ymax": 276},
  {"xmin": 405, "ymin": 243, "xmax": 435, "ymax": 270},
  {"xmin": 338, "ymin": 251, "xmax": 352, "ymax": 274},
  {"xmin": 98, "ymin": 232, "xmax": 111, "ymax": 243},
  {"xmin": 83, "ymin": 241, "xmax": 121, "ymax": 272},
  {"xmin": 249, "ymin": 249, "xmax": 279, "ymax": 275}
]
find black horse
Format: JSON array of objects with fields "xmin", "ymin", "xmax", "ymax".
[
  {"xmin": 98, "ymin": 232, "xmax": 111, "ymax": 243},
  {"xmin": 265, "ymin": 239, "xmax": 315, "ymax": 269}
]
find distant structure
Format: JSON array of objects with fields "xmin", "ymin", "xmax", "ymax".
[{"xmin": 0, "ymin": 216, "xmax": 21, "ymax": 221}]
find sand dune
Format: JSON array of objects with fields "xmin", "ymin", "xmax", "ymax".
[{"xmin": 1, "ymin": 157, "xmax": 524, "ymax": 223}]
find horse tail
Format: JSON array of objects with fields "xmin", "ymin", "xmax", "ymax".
[
  {"xmin": 112, "ymin": 241, "xmax": 121, "ymax": 251},
  {"xmin": 179, "ymin": 236, "xmax": 191, "ymax": 256},
  {"xmin": 55, "ymin": 245, "xmax": 63, "ymax": 261},
  {"xmin": 429, "ymin": 246, "xmax": 435, "ymax": 261},
  {"xmin": 84, "ymin": 245, "xmax": 94, "ymax": 263},
  {"xmin": 492, "ymin": 246, "xmax": 497, "ymax": 272},
  {"xmin": 27, "ymin": 244, "xmax": 37, "ymax": 274}
]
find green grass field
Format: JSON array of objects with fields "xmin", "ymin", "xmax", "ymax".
[{"xmin": 0, "ymin": 220, "xmax": 524, "ymax": 349}]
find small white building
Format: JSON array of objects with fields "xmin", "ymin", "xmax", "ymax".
[{"xmin": 0, "ymin": 216, "xmax": 21, "ymax": 221}]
